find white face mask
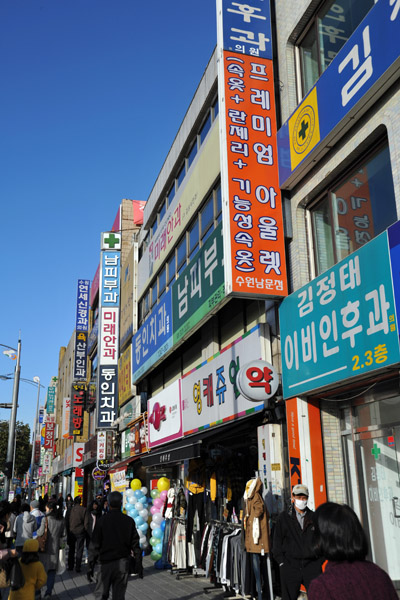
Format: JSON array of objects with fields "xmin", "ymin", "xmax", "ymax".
[{"xmin": 294, "ymin": 499, "xmax": 307, "ymax": 510}]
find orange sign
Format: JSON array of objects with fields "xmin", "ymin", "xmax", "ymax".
[{"xmin": 221, "ymin": 51, "xmax": 288, "ymax": 297}]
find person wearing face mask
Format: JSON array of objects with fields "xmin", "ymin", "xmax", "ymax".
[{"xmin": 272, "ymin": 484, "xmax": 322, "ymax": 600}]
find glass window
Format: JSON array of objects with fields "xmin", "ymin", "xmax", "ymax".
[
  {"xmin": 299, "ymin": 0, "xmax": 374, "ymax": 96},
  {"xmin": 189, "ymin": 218, "xmax": 199, "ymax": 259},
  {"xmin": 168, "ymin": 252, "xmax": 176, "ymax": 284},
  {"xmin": 177, "ymin": 236, "xmax": 187, "ymax": 271},
  {"xmin": 159, "ymin": 201, "xmax": 166, "ymax": 224},
  {"xmin": 159, "ymin": 266, "xmax": 166, "ymax": 297},
  {"xmin": 144, "ymin": 290, "xmax": 150, "ymax": 317},
  {"xmin": 151, "ymin": 218, "xmax": 157, "ymax": 238},
  {"xmin": 212, "ymin": 96, "xmax": 219, "ymax": 119},
  {"xmin": 216, "ymin": 184, "xmax": 222, "ymax": 216},
  {"xmin": 177, "ymin": 163, "xmax": 185, "ymax": 188},
  {"xmin": 201, "ymin": 194, "xmax": 214, "ymax": 239},
  {"xmin": 188, "ymin": 139, "xmax": 198, "ymax": 168},
  {"xmin": 151, "ymin": 284, "xmax": 157, "ymax": 307},
  {"xmin": 199, "ymin": 112, "xmax": 211, "ymax": 144},
  {"xmin": 311, "ymin": 143, "xmax": 397, "ymax": 274},
  {"xmin": 167, "ymin": 182, "xmax": 175, "ymax": 204}
]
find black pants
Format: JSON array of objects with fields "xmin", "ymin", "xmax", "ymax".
[
  {"xmin": 279, "ymin": 560, "xmax": 321, "ymax": 600},
  {"xmin": 68, "ymin": 532, "xmax": 85, "ymax": 570},
  {"xmin": 94, "ymin": 558, "xmax": 129, "ymax": 600}
]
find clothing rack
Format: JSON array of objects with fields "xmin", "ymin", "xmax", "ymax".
[{"xmin": 168, "ymin": 516, "xmax": 191, "ymax": 580}]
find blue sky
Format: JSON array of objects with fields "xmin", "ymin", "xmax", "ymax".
[{"xmin": 0, "ymin": 0, "xmax": 217, "ymax": 429}]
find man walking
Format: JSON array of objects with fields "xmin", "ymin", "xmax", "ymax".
[
  {"xmin": 66, "ymin": 496, "xmax": 86, "ymax": 572},
  {"xmin": 272, "ymin": 484, "xmax": 322, "ymax": 600},
  {"xmin": 90, "ymin": 491, "xmax": 143, "ymax": 600}
]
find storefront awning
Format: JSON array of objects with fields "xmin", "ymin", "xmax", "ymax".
[
  {"xmin": 108, "ymin": 455, "xmax": 141, "ymax": 475},
  {"xmin": 141, "ymin": 440, "xmax": 202, "ymax": 467}
]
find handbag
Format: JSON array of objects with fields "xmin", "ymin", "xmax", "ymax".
[
  {"xmin": 9, "ymin": 558, "xmax": 25, "ymax": 591},
  {"xmin": 56, "ymin": 547, "xmax": 66, "ymax": 575},
  {"xmin": 37, "ymin": 516, "xmax": 48, "ymax": 552},
  {"xmin": 0, "ymin": 564, "xmax": 9, "ymax": 588}
]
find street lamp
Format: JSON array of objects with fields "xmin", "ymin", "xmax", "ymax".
[{"xmin": 1, "ymin": 337, "xmax": 21, "ymax": 500}]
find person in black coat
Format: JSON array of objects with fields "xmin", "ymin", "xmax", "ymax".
[
  {"xmin": 89, "ymin": 491, "xmax": 142, "ymax": 599},
  {"xmin": 272, "ymin": 484, "xmax": 322, "ymax": 600}
]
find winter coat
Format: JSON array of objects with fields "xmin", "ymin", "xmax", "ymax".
[
  {"xmin": 84, "ymin": 503, "xmax": 102, "ymax": 538},
  {"xmin": 308, "ymin": 560, "xmax": 398, "ymax": 600},
  {"xmin": 67, "ymin": 504, "xmax": 86, "ymax": 536},
  {"xmin": 243, "ymin": 478, "xmax": 270, "ymax": 554},
  {"xmin": 37, "ymin": 513, "xmax": 66, "ymax": 571},
  {"xmin": 13, "ymin": 512, "xmax": 37, "ymax": 547},
  {"xmin": 30, "ymin": 508, "xmax": 45, "ymax": 532},
  {"xmin": 272, "ymin": 503, "xmax": 319, "ymax": 566},
  {"xmin": 9, "ymin": 557, "xmax": 47, "ymax": 600},
  {"xmin": 89, "ymin": 509, "xmax": 141, "ymax": 567}
]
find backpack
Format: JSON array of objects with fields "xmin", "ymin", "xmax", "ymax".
[{"xmin": 37, "ymin": 516, "xmax": 48, "ymax": 552}]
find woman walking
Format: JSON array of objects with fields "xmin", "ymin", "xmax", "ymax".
[
  {"xmin": 8, "ymin": 539, "xmax": 47, "ymax": 600},
  {"xmin": 36, "ymin": 500, "xmax": 66, "ymax": 600},
  {"xmin": 13, "ymin": 504, "xmax": 37, "ymax": 556}
]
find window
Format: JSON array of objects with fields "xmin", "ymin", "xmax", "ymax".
[
  {"xmin": 167, "ymin": 252, "xmax": 176, "ymax": 285},
  {"xmin": 151, "ymin": 218, "xmax": 158, "ymax": 238},
  {"xmin": 151, "ymin": 284, "xmax": 157, "ymax": 308},
  {"xmin": 199, "ymin": 112, "xmax": 211, "ymax": 144},
  {"xmin": 299, "ymin": 0, "xmax": 374, "ymax": 96},
  {"xmin": 167, "ymin": 182, "xmax": 175, "ymax": 205},
  {"xmin": 159, "ymin": 266, "xmax": 166, "ymax": 298},
  {"xmin": 212, "ymin": 96, "xmax": 219, "ymax": 119},
  {"xmin": 159, "ymin": 201, "xmax": 166, "ymax": 224},
  {"xmin": 188, "ymin": 139, "xmax": 198, "ymax": 168},
  {"xmin": 177, "ymin": 163, "xmax": 185, "ymax": 188},
  {"xmin": 177, "ymin": 236, "xmax": 187, "ymax": 275},
  {"xmin": 189, "ymin": 218, "xmax": 199, "ymax": 259},
  {"xmin": 216, "ymin": 184, "xmax": 222, "ymax": 224},
  {"xmin": 200, "ymin": 194, "xmax": 214, "ymax": 240},
  {"xmin": 311, "ymin": 143, "xmax": 396, "ymax": 274}
]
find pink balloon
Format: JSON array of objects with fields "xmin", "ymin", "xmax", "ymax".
[
  {"xmin": 160, "ymin": 490, "xmax": 168, "ymax": 501},
  {"xmin": 150, "ymin": 506, "xmax": 158, "ymax": 515},
  {"xmin": 153, "ymin": 498, "xmax": 163, "ymax": 509}
]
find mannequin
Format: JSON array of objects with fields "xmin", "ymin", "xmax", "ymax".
[{"xmin": 243, "ymin": 477, "xmax": 270, "ymax": 600}]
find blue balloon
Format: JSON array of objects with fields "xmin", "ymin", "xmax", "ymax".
[
  {"xmin": 155, "ymin": 542, "xmax": 163, "ymax": 554},
  {"xmin": 132, "ymin": 509, "xmax": 139, "ymax": 519},
  {"xmin": 139, "ymin": 522, "xmax": 148, "ymax": 532},
  {"xmin": 134, "ymin": 490, "xmax": 142, "ymax": 499},
  {"xmin": 160, "ymin": 520, "xmax": 166, "ymax": 532},
  {"xmin": 135, "ymin": 516, "xmax": 144, "ymax": 526},
  {"xmin": 128, "ymin": 509, "xmax": 136, "ymax": 518},
  {"xmin": 153, "ymin": 527, "xmax": 162, "ymax": 539},
  {"xmin": 139, "ymin": 496, "xmax": 147, "ymax": 505}
]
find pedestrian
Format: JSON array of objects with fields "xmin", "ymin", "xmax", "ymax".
[
  {"xmin": 8, "ymin": 538, "xmax": 47, "ymax": 600},
  {"xmin": 13, "ymin": 503, "xmax": 37, "ymax": 556},
  {"xmin": 0, "ymin": 545, "xmax": 18, "ymax": 600},
  {"xmin": 308, "ymin": 502, "xmax": 398, "ymax": 600},
  {"xmin": 29, "ymin": 501, "xmax": 45, "ymax": 531},
  {"xmin": 36, "ymin": 499, "xmax": 66, "ymax": 600},
  {"xmin": 65, "ymin": 496, "xmax": 86, "ymax": 572},
  {"xmin": 89, "ymin": 491, "xmax": 143, "ymax": 600},
  {"xmin": 272, "ymin": 484, "xmax": 322, "ymax": 600},
  {"xmin": 84, "ymin": 500, "xmax": 102, "ymax": 542}
]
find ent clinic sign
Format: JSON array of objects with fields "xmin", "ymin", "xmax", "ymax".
[{"xmin": 279, "ymin": 231, "xmax": 400, "ymax": 399}]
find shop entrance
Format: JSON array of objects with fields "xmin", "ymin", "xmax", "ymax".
[{"xmin": 355, "ymin": 426, "xmax": 400, "ymax": 586}]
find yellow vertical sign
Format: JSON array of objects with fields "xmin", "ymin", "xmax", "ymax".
[{"xmin": 288, "ymin": 87, "xmax": 320, "ymax": 171}]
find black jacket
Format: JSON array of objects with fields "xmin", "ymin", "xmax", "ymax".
[
  {"xmin": 272, "ymin": 504, "xmax": 319, "ymax": 566},
  {"xmin": 90, "ymin": 509, "xmax": 141, "ymax": 567}
]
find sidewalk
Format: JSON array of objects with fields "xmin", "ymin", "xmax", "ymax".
[{"xmin": 50, "ymin": 556, "xmax": 228, "ymax": 600}]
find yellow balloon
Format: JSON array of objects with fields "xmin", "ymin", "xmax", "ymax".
[
  {"xmin": 157, "ymin": 477, "xmax": 170, "ymax": 492},
  {"xmin": 130, "ymin": 478, "xmax": 142, "ymax": 490}
]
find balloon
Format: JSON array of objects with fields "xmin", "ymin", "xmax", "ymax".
[
  {"xmin": 150, "ymin": 521, "xmax": 157, "ymax": 529},
  {"xmin": 160, "ymin": 490, "xmax": 168, "ymax": 501},
  {"xmin": 153, "ymin": 514, "xmax": 163, "ymax": 525},
  {"xmin": 150, "ymin": 489, "xmax": 160, "ymax": 499},
  {"xmin": 139, "ymin": 522, "xmax": 148, "ymax": 533},
  {"xmin": 153, "ymin": 498, "xmax": 163, "ymax": 509},
  {"xmin": 150, "ymin": 536, "xmax": 158, "ymax": 547},
  {"xmin": 127, "ymin": 488, "xmax": 135, "ymax": 497},
  {"xmin": 157, "ymin": 477, "xmax": 170, "ymax": 492},
  {"xmin": 128, "ymin": 509, "xmax": 136, "ymax": 518},
  {"xmin": 153, "ymin": 527, "xmax": 162, "ymax": 539},
  {"xmin": 150, "ymin": 550, "xmax": 161, "ymax": 561},
  {"xmin": 133, "ymin": 490, "xmax": 142, "ymax": 499},
  {"xmin": 150, "ymin": 506, "xmax": 159, "ymax": 515},
  {"xmin": 140, "ymin": 540, "xmax": 149, "ymax": 549},
  {"xmin": 135, "ymin": 502, "xmax": 143, "ymax": 511},
  {"xmin": 131, "ymin": 509, "xmax": 139, "ymax": 519},
  {"xmin": 130, "ymin": 479, "xmax": 142, "ymax": 491},
  {"xmin": 155, "ymin": 542, "xmax": 163, "ymax": 554},
  {"xmin": 135, "ymin": 516, "xmax": 144, "ymax": 527},
  {"xmin": 161, "ymin": 520, "xmax": 166, "ymax": 532},
  {"xmin": 138, "ymin": 496, "xmax": 147, "ymax": 505},
  {"xmin": 140, "ymin": 487, "xmax": 148, "ymax": 495},
  {"xmin": 139, "ymin": 509, "xmax": 148, "ymax": 519}
]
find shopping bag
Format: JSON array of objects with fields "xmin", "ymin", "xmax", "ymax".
[
  {"xmin": 57, "ymin": 548, "xmax": 66, "ymax": 575},
  {"xmin": 37, "ymin": 517, "xmax": 48, "ymax": 552}
]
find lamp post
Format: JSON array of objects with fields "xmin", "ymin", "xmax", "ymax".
[
  {"xmin": 27, "ymin": 376, "xmax": 42, "ymax": 502},
  {"xmin": 1, "ymin": 337, "xmax": 21, "ymax": 500}
]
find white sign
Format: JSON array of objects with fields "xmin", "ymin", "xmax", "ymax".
[
  {"xmin": 147, "ymin": 380, "xmax": 182, "ymax": 448},
  {"xmin": 42, "ymin": 452, "xmax": 51, "ymax": 475},
  {"xmin": 73, "ymin": 443, "xmax": 84, "ymax": 467},
  {"xmin": 237, "ymin": 359, "xmax": 279, "ymax": 402},
  {"xmin": 181, "ymin": 326, "xmax": 265, "ymax": 435},
  {"xmin": 97, "ymin": 431, "xmax": 107, "ymax": 460},
  {"xmin": 64, "ymin": 445, "xmax": 73, "ymax": 469}
]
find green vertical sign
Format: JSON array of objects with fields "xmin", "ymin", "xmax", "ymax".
[
  {"xmin": 172, "ymin": 223, "xmax": 225, "ymax": 344},
  {"xmin": 47, "ymin": 386, "xmax": 56, "ymax": 415}
]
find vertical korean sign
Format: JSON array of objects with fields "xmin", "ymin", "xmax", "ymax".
[
  {"xmin": 73, "ymin": 279, "xmax": 90, "ymax": 381},
  {"xmin": 217, "ymin": 0, "xmax": 288, "ymax": 298},
  {"xmin": 97, "ymin": 232, "xmax": 121, "ymax": 428}
]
